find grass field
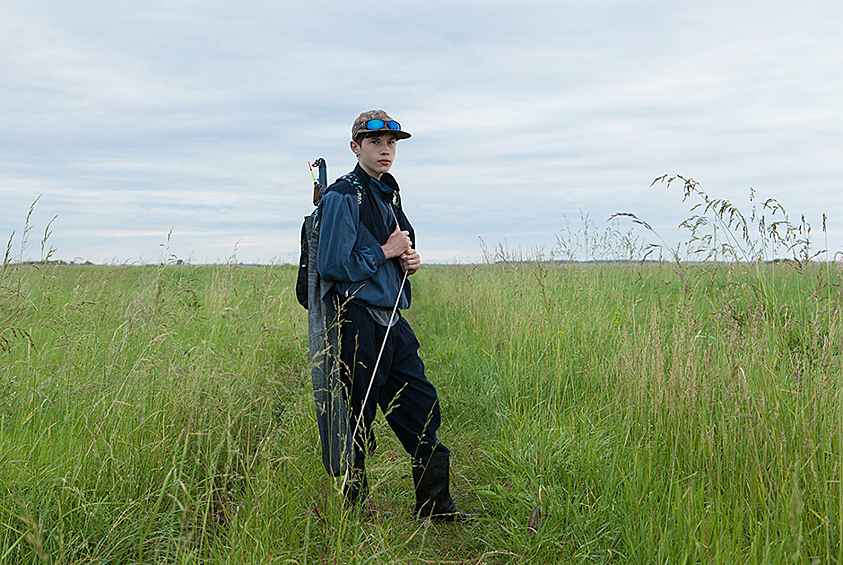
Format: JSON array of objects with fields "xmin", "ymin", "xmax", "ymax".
[{"xmin": 1, "ymin": 251, "xmax": 841, "ymax": 563}]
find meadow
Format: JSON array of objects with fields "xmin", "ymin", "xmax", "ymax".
[
  {"xmin": 1, "ymin": 254, "xmax": 840, "ymax": 564},
  {"xmin": 1, "ymin": 179, "xmax": 841, "ymax": 563}
]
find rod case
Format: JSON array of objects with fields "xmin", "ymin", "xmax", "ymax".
[{"xmin": 301, "ymin": 158, "xmax": 351, "ymax": 476}]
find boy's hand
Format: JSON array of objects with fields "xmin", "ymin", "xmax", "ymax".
[
  {"xmin": 400, "ymin": 248, "xmax": 421, "ymax": 275},
  {"xmin": 382, "ymin": 224, "xmax": 412, "ymax": 259}
]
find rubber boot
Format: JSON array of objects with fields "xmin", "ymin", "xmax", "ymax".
[
  {"xmin": 412, "ymin": 451, "xmax": 474, "ymax": 522},
  {"xmin": 343, "ymin": 458, "xmax": 368, "ymax": 506}
]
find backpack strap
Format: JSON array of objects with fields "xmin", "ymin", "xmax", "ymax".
[
  {"xmin": 338, "ymin": 173, "xmax": 365, "ymax": 207},
  {"xmin": 339, "ymin": 173, "xmax": 401, "ymax": 213}
]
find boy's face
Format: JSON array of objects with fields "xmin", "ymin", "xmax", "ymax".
[{"xmin": 351, "ymin": 133, "xmax": 398, "ymax": 180}]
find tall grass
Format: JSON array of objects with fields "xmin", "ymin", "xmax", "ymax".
[
  {"xmin": 1, "ymin": 261, "xmax": 313, "ymax": 563},
  {"xmin": 1, "ymin": 181, "xmax": 841, "ymax": 563},
  {"xmin": 413, "ymin": 256, "xmax": 841, "ymax": 563}
]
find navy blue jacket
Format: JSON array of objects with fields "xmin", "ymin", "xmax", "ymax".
[{"xmin": 316, "ymin": 164, "xmax": 414, "ymax": 309}]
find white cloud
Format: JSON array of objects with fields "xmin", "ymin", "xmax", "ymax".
[{"xmin": 1, "ymin": 0, "xmax": 842, "ymax": 263}]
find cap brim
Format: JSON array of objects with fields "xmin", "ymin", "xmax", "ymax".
[{"xmin": 355, "ymin": 130, "xmax": 412, "ymax": 140}]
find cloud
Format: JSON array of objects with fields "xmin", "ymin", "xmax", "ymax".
[{"xmin": 1, "ymin": 0, "xmax": 842, "ymax": 263}]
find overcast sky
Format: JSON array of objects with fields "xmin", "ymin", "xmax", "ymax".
[{"xmin": 2, "ymin": 0, "xmax": 841, "ymax": 264}]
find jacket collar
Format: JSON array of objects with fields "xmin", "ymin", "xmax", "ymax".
[{"xmin": 353, "ymin": 164, "xmax": 399, "ymax": 194}]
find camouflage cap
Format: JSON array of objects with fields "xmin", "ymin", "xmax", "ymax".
[{"xmin": 351, "ymin": 110, "xmax": 412, "ymax": 141}]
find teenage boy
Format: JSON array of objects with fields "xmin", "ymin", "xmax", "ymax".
[{"xmin": 316, "ymin": 110, "xmax": 471, "ymax": 521}]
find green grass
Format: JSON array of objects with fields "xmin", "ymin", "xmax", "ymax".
[{"xmin": 1, "ymin": 256, "xmax": 841, "ymax": 563}]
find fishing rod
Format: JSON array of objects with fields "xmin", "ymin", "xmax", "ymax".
[{"xmin": 348, "ymin": 206, "xmax": 410, "ymax": 460}]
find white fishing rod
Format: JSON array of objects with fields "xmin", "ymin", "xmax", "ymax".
[{"xmin": 349, "ymin": 207, "xmax": 410, "ymax": 459}]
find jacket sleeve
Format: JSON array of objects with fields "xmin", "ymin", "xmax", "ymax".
[{"xmin": 316, "ymin": 190, "xmax": 387, "ymax": 283}]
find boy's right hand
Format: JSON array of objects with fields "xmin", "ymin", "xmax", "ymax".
[{"xmin": 381, "ymin": 224, "xmax": 412, "ymax": 259}]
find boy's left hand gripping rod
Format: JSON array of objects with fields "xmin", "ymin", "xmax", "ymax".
[{"xmin": 310, "ymin": 158, "xmax": 328, "ymax": 205}]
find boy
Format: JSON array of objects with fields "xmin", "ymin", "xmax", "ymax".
[{"xmin": 316, "ymin": 110, "xmax": 471, "ymax": 521}]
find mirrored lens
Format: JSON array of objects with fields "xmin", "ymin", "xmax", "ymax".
[
  {"xmin": 365, "ymin": 119, "xmax": 385, "ymax": 130},
  {"xmin": 387, "ymin": 121, "xmax": 401, "ymax": 130}
]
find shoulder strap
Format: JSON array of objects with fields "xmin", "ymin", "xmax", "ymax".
[
  {"xmin": 340, "ymin": 173, "xmax": 402, "ymax": 212},
  {"xmin": 338, "ymin": 173, "xmax": 365, "ymax": 207}
]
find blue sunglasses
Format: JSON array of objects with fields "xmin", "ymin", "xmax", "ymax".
[{"xmin": 364, "ymin": 119, "xmax": 401, "ymax": 132}]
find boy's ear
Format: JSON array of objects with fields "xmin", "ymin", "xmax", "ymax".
[{"xmin": 350, "ymin": 139, "xmax": 360, "ymax": 156}]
